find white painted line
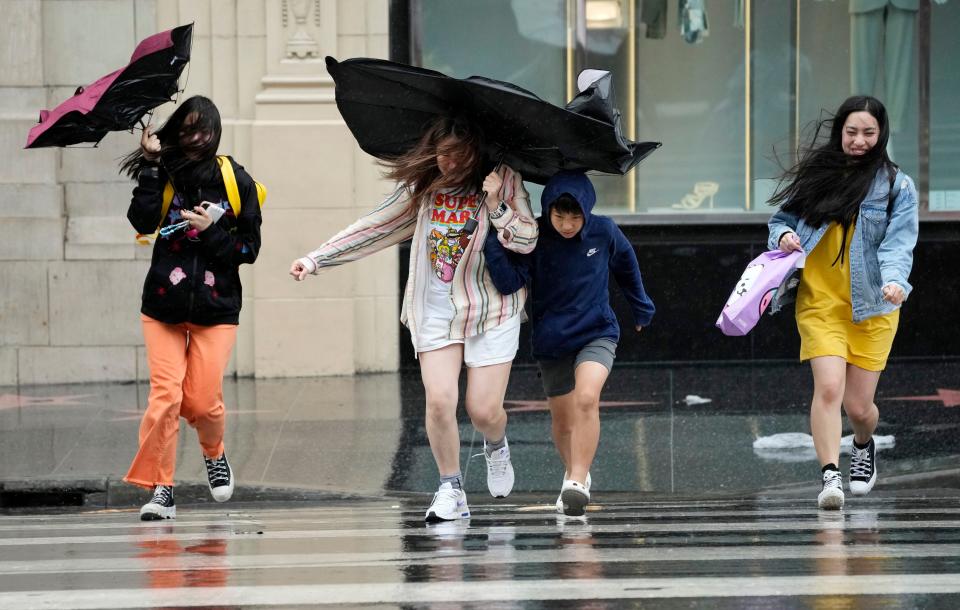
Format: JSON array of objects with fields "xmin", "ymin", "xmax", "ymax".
[
  {"xmin": 0, "ymin": 543, "xmax": 957, "ymax": 575},
  {"xmin": 3, "ymin": 519, "xmax": 960, "ymax": 547},
  {"xmin": 3, "ymin": 574, "xmax": 960, "ymax": 608}
]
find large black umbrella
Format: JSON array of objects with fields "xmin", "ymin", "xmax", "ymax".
[
  {"xmin": 325, "ymin": 56, "xmax": 660, "ymax": 186},
  {"xmin": 25, "ymin": 24, "xmax": 193, "ymax": 148}
]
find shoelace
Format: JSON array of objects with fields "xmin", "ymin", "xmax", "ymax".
[
  {"xmin": 850, "ymin": 446, "xmax": 873, "ymax": 478},
  {"xmin": 205, "ymin": 456, "xmax": 230, "ymax": 486},
  {"xmin": 823, "ymin": 470, "xmax": 842, "ymax": 489},
  {"xmin": 432, "ymin": 486, "xmax": 461, "ymax": 507},
  {"xmin": 151, "ymin": 485, "xmax": 172, "ymax": 506},
  {"xmin": 478, "ymin": 448, "xmax": 510, "ymax": 478}
]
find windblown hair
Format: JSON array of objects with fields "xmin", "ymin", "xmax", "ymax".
[
  {"xmin": 768, "ymin": 95, "xmax": 895, "ymax": 229},
  {"xmin": 120, "ymin": 95, "xmax": 223, "ymax": 190},
  {"xmin": 381, "ymin": 116, "xmax": 486, "ymax": 217},
  {"xmin": 550, "ymin": 194, "xmax": 584, "ymax": 216}
]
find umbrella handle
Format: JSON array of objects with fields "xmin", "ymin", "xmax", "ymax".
[{"xmin": 463, "ymin": 154, "xmax": 505, "ymax": 237}]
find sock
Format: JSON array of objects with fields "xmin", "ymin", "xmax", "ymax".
[
  {"xmin": 822, "ymin": 463, "xmax": 839, "ymax": 473},
  {"xmin": 852, "ymin": 437, "xmax": 872, "ymax": 450},
  {"xmin": 440, "ymin": 472, "xmax": 463, "ymax": 490},
  {"xmin": 485, "ymin": 436, "xmax": 506, "ymax": 455}
]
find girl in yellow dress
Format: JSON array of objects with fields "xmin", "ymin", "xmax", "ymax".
[{"xmin": 767, "ymin": 96, "xmax": 919, "ymax": 510}]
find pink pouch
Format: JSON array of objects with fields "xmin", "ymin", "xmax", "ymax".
[{"xmin": 716, "ymin": 249, "xmax": 804, "ymax": 336}]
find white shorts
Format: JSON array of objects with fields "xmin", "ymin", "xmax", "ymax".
[{"xmin": 417, "ymin": 313, "xmax": 522, "ymax": 367}]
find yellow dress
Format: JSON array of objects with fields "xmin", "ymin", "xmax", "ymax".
[{"xmin": 795, "ymin": 220, "xmax": 899, "ymax": 371}]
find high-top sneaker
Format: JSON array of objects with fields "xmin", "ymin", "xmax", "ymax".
[
  {"xmin": 849, "ymin": 437, "xmax": 877, "ymax": 496},
  {"xmin": 204, "ymin": 452, "xmax": 234, "ymax": 502},
  {"xmin": 818, "ymin": 468, "xmax": 844, "ymax": 510},
  {"xmin": 140, "ymin": 485, "xmax": 176, "ymax": 521}
]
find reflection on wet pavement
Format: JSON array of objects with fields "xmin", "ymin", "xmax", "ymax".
[
  {"xmin": 2, "ymin": 496, "xmax": 960, "ymax": 608},
  {"xmin": 0, "ymin": 361, "xmax": 957, "ymax": 606},
  {"xmin": 1, "ymin": 361, "xmax": 957, "ymax": 500}
]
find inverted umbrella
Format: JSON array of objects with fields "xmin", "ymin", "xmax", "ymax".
[
  {"xmin": 25, "ymin": 23, "xmax": 193, "ymax": 149},
  {"xmin": 325, "ymin": 56, "xmax": 660, "ymax": 186}
]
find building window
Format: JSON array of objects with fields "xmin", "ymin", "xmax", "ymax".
[{"xmin": 409, "ymin": 0, "xmax": 959, "ymax": 222}]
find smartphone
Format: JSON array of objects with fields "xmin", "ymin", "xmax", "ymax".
[{"xmin": 200, "ymin": 201, "xmax": 225, "ymax": 223}]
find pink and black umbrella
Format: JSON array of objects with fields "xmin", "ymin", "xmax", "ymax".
[{"xmin": 25, "ymin": 23, "xmax": 193, "ymax": 149}]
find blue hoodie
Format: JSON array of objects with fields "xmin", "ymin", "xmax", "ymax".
[{"xmin": 484, "ymin": 171, "xmax": 655, "ymax": 360}]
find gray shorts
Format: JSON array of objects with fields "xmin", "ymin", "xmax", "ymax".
[{"xmin": 538, "ymin": 338, "xmax": 617, "ymax": 398}]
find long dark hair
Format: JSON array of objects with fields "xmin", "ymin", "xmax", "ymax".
[
  {"xmin": 380, "ymin": 116, "xmax": 486, "ymax": 217},
  {"xmin": 119, "ymin": 95, "xmax": 223, "ymax": 188},
  {"xmin": 768, "ymin": 95, "xmax": 894, "ymax": 228}
]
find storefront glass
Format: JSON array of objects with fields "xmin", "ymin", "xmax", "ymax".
[{"xmin": 412, "ymin": 0, "xmax": 958, "ymax": 220}]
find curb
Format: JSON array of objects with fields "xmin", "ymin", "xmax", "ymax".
[{"xmin": 0, "ymin": 477, "xmax": 380, "ymax": 514}]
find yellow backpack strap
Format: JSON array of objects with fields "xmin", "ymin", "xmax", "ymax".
[
  {"xmin": 255, "ymin": 181, "xmax": 267, "ymax": 206},
  {"xmin": 218, "ymin": 155, "xmax": 242, "ymax": 217},
  {"xmin": 161, "ymin": 182, "xmax": 174, "ymax": 221},
  {"xmin": 136, "ymin": 181, "xmax": 175, "ymax": 244}
]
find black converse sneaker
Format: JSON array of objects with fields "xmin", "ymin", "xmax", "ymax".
[
  {"xmin": 140, "ymin": 485, "xmax": 176, "ymax": 520},
  {"xmin": 849, "ymin": 437, "xmax": 877, "ymax": 496},
  {"xmin": 818, "ymin": 468, "xmax": 844, "ymax": 510},
  {"xmin": 204, "ymin": 452, "xmax": 234, "ymax": 502}
]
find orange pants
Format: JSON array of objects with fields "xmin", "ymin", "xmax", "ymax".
[{"xmin": 125, "ymin": 314, "xmax": 237, "ymax": 490}]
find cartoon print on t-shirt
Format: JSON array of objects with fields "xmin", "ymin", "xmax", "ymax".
[
  {"xmin": 429, "ymin": 228, "xmax": 466, "ymax": 282},
  {"xmin": 428, "ymin": 191, "xmax": 477, "ymax": 283}
]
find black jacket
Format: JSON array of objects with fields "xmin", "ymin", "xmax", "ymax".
[{"xmin": 127, "ymin": 157, "xmax": 262, "ymax": 325}]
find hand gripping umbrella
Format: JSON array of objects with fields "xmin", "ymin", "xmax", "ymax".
[
  {"xmin": 25, "ymin": 23, "xmax": 193, "ymax": 149},
  {"xmin": 325, "ymin": 56, "xmax": 660, "ymax": 233}
]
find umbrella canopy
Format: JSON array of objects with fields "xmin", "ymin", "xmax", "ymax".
[
  {"xmin": 325, "ymin": 56, "xmax": 660, "ymax": 186},
  {"xmin": 25, "ymin": 23, "xmax": 193, "ymax": 149}
]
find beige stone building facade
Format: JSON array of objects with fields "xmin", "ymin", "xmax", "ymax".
[{"xmin": 0, "ymin": 0, "xmax": 398, "ymax": 385}]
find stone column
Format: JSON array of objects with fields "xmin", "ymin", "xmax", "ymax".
[
  {"xmin": 250, "ymin": 0, "xmax": 397, "ymax": 377},
  {"xmin": 1, "ymin": 0, "xmax": 157, "ymax": 385},
  {"xmin": 0, "ymin": 0, "xmax": 394, "ymax": 384}
]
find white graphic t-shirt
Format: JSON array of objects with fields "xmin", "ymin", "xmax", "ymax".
[{"xmin": 425, "ymin": 190, "xmax": 479, "ymax": 318}]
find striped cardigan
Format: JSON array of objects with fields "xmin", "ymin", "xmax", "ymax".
[{"xmin": 298, "ymin": 165, "xmax": 538, "ymax": 352}]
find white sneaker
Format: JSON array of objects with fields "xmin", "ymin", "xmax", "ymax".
[
  {"xmin": 425, "ymin": 482, "xmax": 470, "ymax": 523},
  {"xmin": 140, "ymin": 485, "xmax": 176, "ymax": 521},
  {"xmin": 818, "ymin": 469, "xmax": 844, "ymax": 510},
  {"xmin": 484, "ymin": 438, "xmax": 515, "ymax": 498},
  {"xmin": 556, "ymin": 472, "xmax": 591, "ymax": 514},
  {"xmin": 560, "ymin": 479, "xmax": 590, "ymax": 517}
]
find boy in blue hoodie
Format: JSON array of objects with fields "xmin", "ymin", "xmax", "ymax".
[{"xmin": 484, "ymin": 170, "xmax": 655, "ymax": 516}]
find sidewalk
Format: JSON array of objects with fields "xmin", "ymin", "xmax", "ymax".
[{"xmin": 2, "ymin": 360, "xmax": 958, "ymax": 509}]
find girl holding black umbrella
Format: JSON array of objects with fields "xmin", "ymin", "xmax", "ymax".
[{"xmin": 290, "ymin": 116, "xmax": 538, "ymax": 523}]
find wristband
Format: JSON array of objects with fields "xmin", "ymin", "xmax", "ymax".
[{"xmin": 489, "ymin": 200, "xmax": 508, "ymax": 220}]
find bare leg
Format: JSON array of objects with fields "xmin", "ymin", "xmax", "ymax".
[
  {"xmin": 842, "ymin": 364, "xmax": 881, "ymax": 445},
  {"xmin": 548, "ymin": 392, "xmax": 576, "ymax": 476},
  {"xmin": 567, "ymin": 362, "xmax": 609, "ymax": 485},
  {"xmin": 464, "ymin": 361, "xmax": 512, "ymax": 442},
  {"xmin": 809, "ymin": 356, "xmax": 847, "ymax": 467},
  {"xmin": 419, "ymin": 344, "xmax": 465, "ymax": 476}
]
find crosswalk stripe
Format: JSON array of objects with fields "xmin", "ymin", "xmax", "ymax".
[
  {"xmin": 3, "ymin": 574, "xmax": 960, "ymax": 609},
  {"xmin": 2, "ymin": 518, "xmax": 959, "ymax": 546},
  {"xmin": 0, "ymin": 543, "xmax": 958, "ymax": 575},
  {"xmin": 2, "ymin": 498, "xmax": 957, "ymax": 608},
  {"xmin": 3, "ymin": 505, "xmax": 960, "ymax": 533}
]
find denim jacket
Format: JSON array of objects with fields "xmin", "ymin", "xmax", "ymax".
[{"xmin": 766, "ymin": 168, "xmax": 919, "ymax": 323}]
